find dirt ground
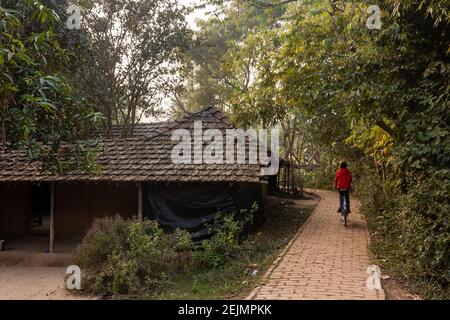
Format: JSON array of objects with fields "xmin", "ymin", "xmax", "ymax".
[
  {"xmin": 0, "ymin": 265, "xmax": 92, "ymax": 300},
  {"xmin": 382, "ymin": 277, "xmax": 422, "ymax": 300}
]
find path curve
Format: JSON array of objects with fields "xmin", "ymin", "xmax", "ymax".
[{"xmin": 247, "ymin": 189, "xmax": 385, "ymax": 300}]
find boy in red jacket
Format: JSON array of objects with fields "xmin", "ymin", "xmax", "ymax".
[{"xmin": 335, "ymin": 161, "xmax": 352, "ymax": 214}]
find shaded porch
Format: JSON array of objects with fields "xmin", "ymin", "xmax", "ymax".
[{"xmin": 0, "ymin": 181, "xmax": 140, "ymax": 254}]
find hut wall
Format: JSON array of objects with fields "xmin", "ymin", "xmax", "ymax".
[
  {"xmin": 55, "ymin": 182, "xmax": 137, "ymax": 238},
  {"xmin": 0, "ymin": 183, "xmax": 30, "ymax": 239}
]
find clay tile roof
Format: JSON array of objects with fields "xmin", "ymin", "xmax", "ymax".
[
  {"xmin": 91, "ymin": 122, "xmax": 168, "ymax": 139},
  {"xmin": 0, "ymin": 107, "xmax": 263, "ymax": 183}
]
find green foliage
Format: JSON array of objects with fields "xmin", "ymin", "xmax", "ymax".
[
  {"xmin": 396, "ymin": 170, "xmax": 449, "ymax": 284},
  {"xmin": 303, "ymin": 163, "xmax": 336, "ymax": 190},
  {"xmin": 173, "ymin": 228, "xmax": 194, "ymax": 253},
  {"xmin": 75, "ymin": 204, "xmax": 259, "ymax": 296},
  {"xmin": 192, "ymin": 203, "xmax": 258, "ymax": 270},
  {"xmin": 174, "ymin": 0, "xmax": 285, "ymax": 118},
  {"xmin": 0, "ymin": 0, "xmax": 103, "ymax": 171},
  {"xmin": 361, "ymin": 169, "xmax": 449, "ymax": 299},
  {"xmin": 75, "ymin": 216, "xmax": 192, "ymax": 295}
]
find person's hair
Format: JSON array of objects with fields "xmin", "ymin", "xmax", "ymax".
[{"xmin": 340, "ymin": 161, "xmax": 348, "ymax": 169}]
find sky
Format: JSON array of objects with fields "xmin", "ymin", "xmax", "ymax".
[{"xmin": 181, "ymin": 0, "xmax": 217, "ymax": 30}]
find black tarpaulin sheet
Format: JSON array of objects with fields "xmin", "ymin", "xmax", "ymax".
[{"xmin": 143, "ymin": 183, "xmax": 234, "ymax": 238}]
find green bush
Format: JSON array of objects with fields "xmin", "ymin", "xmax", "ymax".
[
  {"xmin": 75, "ymin": 216, "xmax": 192, "ymax": 296},
  {"xmin": 75, "ymin": 204, "xmax": 259, "ymax": 296},
  {"xmin": 360, "ymin": 170, "xmax": 450, "ymax": 299},
  {"xmin": 192, "ymin": 204, "xmax": 257, "ymax": 270},
  {"xmin": 395, "ymin": 170, "xmax": 449, "ymax": 294},
  {"xmin": 303, "ymin": 163, "xmax": 337, "ymax": 190}
]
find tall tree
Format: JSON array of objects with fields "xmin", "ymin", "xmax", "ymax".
[
  {"xmin": 74, "ymin": 0, "xmax": 191, "ymax": 137},
  {"xmin": 173, "ymin": 0, "xmax": 285, "ymax": 116}
]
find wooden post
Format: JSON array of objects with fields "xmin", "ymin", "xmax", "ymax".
[
  {"xmin": 49, "ymin": 182, "xmax": 55, "ymax": 253},
  {"xmin": 287, "ymin": 165, "xmax": 290, "ymax": 194},
  {"xmin": 138, "ymin": 183, "xmax": 143, "ymax": 221},
  {"xmin": 277, "ymin": 167, "xmax": 281, "ymax": 190}
]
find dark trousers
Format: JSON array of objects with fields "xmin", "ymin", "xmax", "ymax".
[{"xmin": 339, "ymin": 189, "xmax": 350, "ymax": 213}]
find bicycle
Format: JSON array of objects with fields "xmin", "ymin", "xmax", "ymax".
[{"xmin": 340, "ymin": 189, "xmax": 350, "ymax": 227}]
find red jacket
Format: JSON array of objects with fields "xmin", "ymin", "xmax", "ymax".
[{"xmin": 335, "ymin": 168, "xmax": 352, "ymax": 190}]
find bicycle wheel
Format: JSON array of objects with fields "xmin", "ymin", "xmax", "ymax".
[{"xmin": 341, "ymin": 197, "xmax": 348, "ymax": 227}]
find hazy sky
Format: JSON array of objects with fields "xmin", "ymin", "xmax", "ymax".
[{"xmin": 181, "ymin": 0, "xmax": 216, "ymax": 30}]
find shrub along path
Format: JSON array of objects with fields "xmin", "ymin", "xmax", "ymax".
[{"xmin": 247, "ymin": 189, "xmax": 385, "ymax": 300}]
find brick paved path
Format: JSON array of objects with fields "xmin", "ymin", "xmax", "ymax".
[{"xmin": 248, "ymin": 189, "xmax": 385, "ymax": 300}]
